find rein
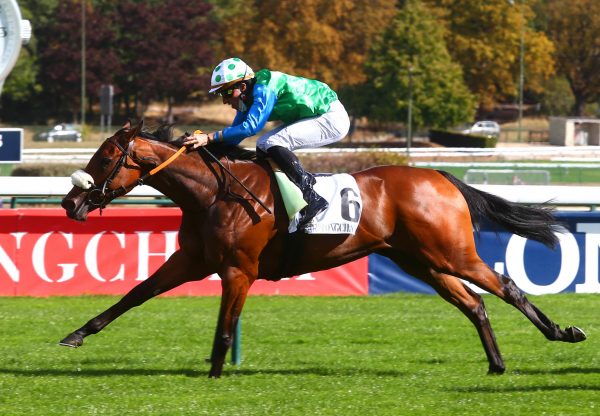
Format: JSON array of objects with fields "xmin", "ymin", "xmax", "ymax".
[
  {"xmin": 87, "ymin": 134, "xmax": 271, "ymax": 216},
  {"xmin": 200, "ymin": 146, "xmax": 272, "ymax": 215},
  {"xmin": 190, "ymin": 130, "xmax": 272, "ymax": 214}
]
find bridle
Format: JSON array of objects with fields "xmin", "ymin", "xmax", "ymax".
[
  {"xmin": 82, "ymin": 131, "xmax": 271, "ymax": 215},
  {"xmin": 86, "ymin": 137, "xmax": 185, "ymax": 214}
]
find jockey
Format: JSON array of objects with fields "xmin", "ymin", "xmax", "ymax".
[{"xmin": 184, "ymin": 57, "xmax": 350, "ymax": 230}]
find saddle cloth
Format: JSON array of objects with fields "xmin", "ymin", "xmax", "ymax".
[{"xmin": 288, "ymin": 173, "xmax": 363, "ymax": 234}]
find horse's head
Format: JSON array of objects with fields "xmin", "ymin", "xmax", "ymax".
[{"xmin": 62, "ymin": 120, "xmax": 155, "ymax": 221}]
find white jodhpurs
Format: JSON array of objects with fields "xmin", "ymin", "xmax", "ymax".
[{"xmin": 256, "ymin": 100, "xmax": 350, "ymax": 152}]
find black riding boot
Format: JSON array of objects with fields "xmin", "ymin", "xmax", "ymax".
[{"xmin": 267, "ymin": 146, "xmax": 328, "ymax": 229}]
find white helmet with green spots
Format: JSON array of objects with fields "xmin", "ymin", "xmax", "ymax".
[{"xmin": 209, "ymin": 57, "xmax": 254, "ymax": 94}]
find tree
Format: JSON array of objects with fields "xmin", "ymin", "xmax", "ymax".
[
  {"xmin": 36, "ymin": 0, "xmax": 121, "ymax": 121},
  {"xmin": 218, "ymin": 0, "xmax": 396, "ymax": 90},
  {"xmin": 29, "ymin": 0, "xmax": 215, "ymax": 122},
  {"xmin": 115, "ymin": 0, "xmax": 216, "ymax": 121},
  {"xmin": 426, "ymin": 0, "xmax": 555, "ymax": 111},
  {"xmin": 545, "ymin": 0, "xmax": 600, "ymax": 116},
  {"xmin": 538, "ymin": 76, "xmax": 574, "ymax": 116},
  {"xmin": 357, "ymin": 0, "xmax": 476, "ymax": 129}
]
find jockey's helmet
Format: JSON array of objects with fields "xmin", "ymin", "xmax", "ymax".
[{"xmin": 209, "ymin": 58, "xmax": 254, "ymax": 94}]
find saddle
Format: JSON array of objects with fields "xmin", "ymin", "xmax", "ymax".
[{"xmin": 266, "ymin": 159, "xmax": 363, "ymax": 234}]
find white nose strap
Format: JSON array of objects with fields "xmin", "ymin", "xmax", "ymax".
[{"xmin": 70, "ymin": 169, "xmax": 95, "ymax": 190}]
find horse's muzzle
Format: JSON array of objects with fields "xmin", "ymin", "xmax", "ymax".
[{"xmin": 61, "ymin": 192, "xmax": 90, "ymax": 221}]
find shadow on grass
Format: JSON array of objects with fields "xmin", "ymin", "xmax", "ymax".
[
  {"xmin": 0, "ymin": 367, "xmax": 205, "ymax": 378},
  {"xmin": 450, "ymin": 366, "xmax": 600, "ymax": 393},
  {"xmin": 513, "ymin": 366, "xmax": 600, "ymax": 376},
  {"xmin": 453, "ymin": 384, "xmax": 600, "ymax": 393},
  {"xmin": 0, "ymin": 366, "xmax": 407, "ymax": 378},
  {"xmin": 230, "ymin": 367, "xmax": 408, "ymax": 377}
]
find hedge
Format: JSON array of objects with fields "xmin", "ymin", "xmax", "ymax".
[
  {"xmin": 429, "ymin": 129, "xmax": 497, "ymax": 148},
  {"xmin": 10, "ymin": 152, "xmax": 408, "ymax": 177},
  {"xmin": 11, "ymin": 163, "xmax": 84, "ymax": 177}
]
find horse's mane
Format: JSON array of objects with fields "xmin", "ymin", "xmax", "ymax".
[{"xmin": 139, "ymin": 123, "xmax": 257, "ymax": 161}]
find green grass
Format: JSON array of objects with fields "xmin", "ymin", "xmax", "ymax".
[
  {"xmin": 424, "ymin": 164, "xmax": 600, "ymax": 185},
  {"xmin": 0, "ymin": 294, "xmax": 598, "ymax": 415}
]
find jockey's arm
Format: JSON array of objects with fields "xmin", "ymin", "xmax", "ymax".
[{"xmin": 214, "ymin": 84, "xmax": 276, "ymax": 145}]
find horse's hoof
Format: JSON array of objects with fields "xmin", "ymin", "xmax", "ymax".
[
  {"xmin": 208, "ymin": 365, "xmax": 223, "ymax": 378},
  {"xmin": 487, "ymin": 364, "xmax": 506, "ymax": 375},
  {"xmin": 566, "ymin": 326, "xmax": 587, "ymax": 343},
  {"xmin": 59, "ymin": 333, "xmax": 84, "ymax": 348},
  {"xmin": 208, "ymin": 371, "xmax": 222, "ymax": 379}
]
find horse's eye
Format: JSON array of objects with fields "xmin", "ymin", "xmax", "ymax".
[{"xmin": 101, "ymin": 157, "xmax": 112, "ymax": 168}]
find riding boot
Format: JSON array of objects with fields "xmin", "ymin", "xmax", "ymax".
[{"xmin": 267, "ymin": 146, "xmax": 328, "ymax": 229}]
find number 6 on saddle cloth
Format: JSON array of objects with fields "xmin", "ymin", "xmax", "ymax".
[{"xmin": 267, "ymin": 158, "xmax": 363, "ymax": 234}]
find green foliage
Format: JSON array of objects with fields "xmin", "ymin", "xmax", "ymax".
[
  {"xmin": 300, "ymin": 151, "xmax": 407, "ymax": 173},
  {"xmin": 539, "ymin": 76, "xmax": 575, "ymax": 116},
  {"xmin": 357, "ymin": 0, "xmax": 476, "ymax": 129},
  {"xmin": 4, "ymin": 1, "xmax": 600, "ymax": 124},
  {"xmin": 13, "ymin": 0, "xmax": 216, "ymax": 121},
  {"xmin": 0, "ymin": 1, "xmax": 45, "ymax": 121},
  {"xmin": 429, "ymin": 129, "xmax": 497, "ymax": 147},
  {"xmin": 0, "ymin": 294, "xmax": 598, "ymax": 415},
  {"xmin": 220, "ymin": 0, "xmax": 396, "ymax": 90},
  {"xmin": 1, "ymin": 49, "xmax": 41, "ymax": 102},
  {"xmin": 545, "ymin": 0, "xmax": 600, "ymax": 116},
  {"xmin": 428, "ymin": 0, "xmax": 556, "ymax": 111}
]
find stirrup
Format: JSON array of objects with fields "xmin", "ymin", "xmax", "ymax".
[{"xmin": 297, "ymin": 197, "xmax": 328, "ymax": 230}]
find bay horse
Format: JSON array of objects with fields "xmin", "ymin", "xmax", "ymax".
[{"xmin": 59, "ymin": 120, "xmax": 586, "ymax": 378}]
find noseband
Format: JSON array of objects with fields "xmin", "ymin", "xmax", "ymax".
[{"xmin": 86, "ymin": 139, "xmax": 132, "ymax": 211}]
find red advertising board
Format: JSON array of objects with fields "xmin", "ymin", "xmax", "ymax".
[{"xmin": 0, "ymin": 208, "xmax": 368, "ymax": 296}]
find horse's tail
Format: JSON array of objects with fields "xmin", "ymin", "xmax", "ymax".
[{"xmin": 437, "ymin": 170, "xmax": 560, "ymax": 248}]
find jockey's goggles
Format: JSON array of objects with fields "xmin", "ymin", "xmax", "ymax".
[
  {"xmin": 216, "ymin": 82, "xmax": 245, "ymax": 98},
  {"xmin": 217, "ymin": 87, "xmax": 238, "ymax": 98}
]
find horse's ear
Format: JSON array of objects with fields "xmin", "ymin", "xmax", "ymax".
[
  {"xmin": 129, "ymin": 119, "xmax": 144, "ymax": 138},
  {"xmin": 120, "ymin": 119, "xmax": 143, "ymax": 142}
]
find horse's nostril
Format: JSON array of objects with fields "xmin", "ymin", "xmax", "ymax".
[{"xmin": 61, "ymin": 198, "xmax": 75, "ymax": 212}]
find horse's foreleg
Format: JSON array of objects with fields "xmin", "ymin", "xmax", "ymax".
[
  {"xmin": 59, "ymin": 250, "xmax": 211, "ymax": 348},
  {"xmin": 208, "ymin": 268, "xmax": 251, "ymax": 378},
  {"xmin": 431, "ymin": 273, "xmax": 505, "ymax": 374},
  {"xmin": 388, "ymin": 253, "xmax": 505, "ymax": 374}
]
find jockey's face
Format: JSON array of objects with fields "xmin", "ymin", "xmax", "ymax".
[{"xmin": 221, "ymin": 82, "xmax": 248, "ymax": 110}]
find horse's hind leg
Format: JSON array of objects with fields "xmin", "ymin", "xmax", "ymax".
[
  {"xmin": 495, "ymin": 270, "xmax": 586, "ymax": 342},
  {"xmin": 448, "ymin": 256, "xmax": 586, "ymax": 344},
  {"xmin": 59, "ymin": 250, "xmax": 212, "ymax": 348},
  {"xmin": 384, "ymin": 252, "xmax": 505, "ymax": 374}
]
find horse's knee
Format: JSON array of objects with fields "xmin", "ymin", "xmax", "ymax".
[
  {"xmin": 211, "ymin": 334, "xmax": 233, "ymax": 359},
  {"xmin": 220, "ymin": 334, "xmax": 233, "ymax": 349}
]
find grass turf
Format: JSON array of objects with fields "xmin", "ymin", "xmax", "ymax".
[{"xmin": 0, "ymin": 294, "xmax": 598, "ymax": 415}]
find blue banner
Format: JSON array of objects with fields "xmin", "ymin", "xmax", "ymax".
[
  {"xmin": 368, "ymin": 211, "xmax": 600, "ymax": 295},
  {"xmin": 0, "ymin": 129, "xmax": 23, "ymax": 163}
]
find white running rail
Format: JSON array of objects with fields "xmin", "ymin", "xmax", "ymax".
[{"xmin": 1, "ymin": 177, "xmax": 599, "ymax": 206}]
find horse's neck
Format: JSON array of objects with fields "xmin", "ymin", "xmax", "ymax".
[{"xmin": 147, "ymin": 149, "xmax": 257, "ymax": 211}]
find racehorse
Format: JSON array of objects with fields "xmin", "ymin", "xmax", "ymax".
[{"xmin": 59, "ymin": 120, "xmax": 586, "ymax": 378}]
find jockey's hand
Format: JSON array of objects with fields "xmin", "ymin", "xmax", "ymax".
[{"xmin": 183, "ymin": 132, "xmax": 210, "ymax": 149}]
